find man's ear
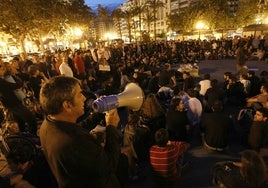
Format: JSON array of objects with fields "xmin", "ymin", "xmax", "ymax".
[{"xmin": 62, "ymin": 101, "xmax": 72, "ymax": 112}]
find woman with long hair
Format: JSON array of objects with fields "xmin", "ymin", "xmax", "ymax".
[
  {"xmin": 213, "ymin": 150, "xmax": 268, "ymax": 188},
  {"xmin": 140, "ymin": 93, "xmax": 166, "ymax": 135}
]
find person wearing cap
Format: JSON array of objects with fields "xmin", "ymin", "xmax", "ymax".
[
  {"xmin": 248, "ymin": 107, "xmax": 268, "ymax": 152},
  {"xmin": 39, "ymin": 76, "xmax": 121, "ymax": 188}
]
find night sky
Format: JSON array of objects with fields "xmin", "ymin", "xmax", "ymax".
[{"xmin": 85, "ymin": 0, "xmax": 126, "ymax": 10}]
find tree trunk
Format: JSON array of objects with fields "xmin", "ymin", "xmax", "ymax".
[
  {"xmin": 20, "ymin": 36, "xmax": 26, "ymax": 54},
  {"xmin": 38, "ymin": 33, "xmax": 45, "ymax": 52}
]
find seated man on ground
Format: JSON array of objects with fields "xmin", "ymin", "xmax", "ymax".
[
  {"xmin": 200, "ymin": 100, "xmax": 233, "ymax": 152},
  {"xmin": 248, "ymin": 107, "xmax": 268, "ymax": 152},
  {"xmin": 150, "ymin": 128, "xmax": 189, "ymax": 184},
  {"xmin": 247, "ymin": 83, "xmax": 268, "ymax": 110}
]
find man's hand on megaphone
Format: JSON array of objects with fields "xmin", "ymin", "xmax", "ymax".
[{"xmin": 105, "ymin": 109, "xmax": 119, "ymax": 127}]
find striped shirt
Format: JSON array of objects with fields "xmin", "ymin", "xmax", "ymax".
[{"xmin": 150, "ymin": 141, "xmax": 189, "ymax": 179}]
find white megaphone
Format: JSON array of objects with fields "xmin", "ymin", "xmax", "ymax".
[{"xmin": 92, "ymin": 83, "xmax": 144, "ymax": 113}]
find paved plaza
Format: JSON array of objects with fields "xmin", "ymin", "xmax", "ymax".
[{"xmin": 125, "ymin": 59, "xmax": 268, "ymax": 188}]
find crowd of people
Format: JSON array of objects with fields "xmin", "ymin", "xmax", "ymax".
[{"xmin": 0, "ymin": 36, "xmax": 268, "ymax": 188}]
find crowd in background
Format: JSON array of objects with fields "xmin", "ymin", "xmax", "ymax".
[{"xmin": 0, "ymin": 35, "xmax": 268, "ymax": 187}]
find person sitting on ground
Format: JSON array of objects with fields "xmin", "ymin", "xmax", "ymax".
[
  {"xmin": 248, "ymin": 107, "xmax": 268, "ymax": 152},
  {"xmin": 247, "ymin": 83, "xmax": 268, "ymax": 110},
  {"xmin": 0, "ymin": 132, "xmax": 39, "ymax": 188},
  {"xmin": 0, "ymin": 62, "xmax": 37, "ymax": 135},
  {"xmin": 239, "ymin": 74, "xmax": 251, "ymax": 96},
  {"xmin": 150, "ymin": 128, "xmax": 189, "ymax": 184},
  {"xmin": 200, "ymin": 100, "xmax": 233, "ymax": 152},
  {"xmin": 225, "ymin": 75, "xmax": 247, "ymax": 107},
  {"xmin": 247, "ymin": 71, "xmax": 261, "ymax": 97},
  {"xmin": 213, "ymin": 150, "xmax": 268, "ymax": 188},
  {"xmin": 166, "ymin": 98, "xmax": 190, "ymax": 143},
  {"xmin": 179, "ymin": 89, "xmax": 202, "ymax": 136},
  {"xmin": 199, "ymin": 73, "xmax": 211, "ymax": 97},
  {"xmin": 204, "ymin": 79, "xmax": 225, "ymax": 112}
]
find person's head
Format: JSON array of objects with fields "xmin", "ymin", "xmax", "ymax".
[
  {"xmin": 155, "ymin": 128, "xmax": 169, "ymax": 147},
  {"xmin": 223, "ymin": 72, "xmax": 232, "ymax": 81},
  {"xmin": 211, "ymin": 100, "xmax": 223, "ymax": 112},
  {"xmin": 28, "ymin": 64, "xmax": 40, "ymax": 76},
  {"xmin": 228, "ymin": 75, "xmax": 237, "ymax": 84},
  {"xmin": 40, "ymin": 76, "xmax": 86, "ymax": 120},
  {"xmin": 239, "ymin": 74, "xmax": 247, "ymax": 81},
  {"xmin": 32, "ymin": 54, "xmax": 40, "ymax": 63},
  {"xmin": 183, "ymin": 71, "xmax": 190, "ymax": 79},
  {"xmin": 240, "ymin": 150, "xmax": 267, "ymax": 187},
  {"xmin": 169, "ymin": 98, "xmax": 184, "ymax": 111},
  {"xmin": 247, "ymin": 71, "xmax": 255, "ymax": 77},
  {"xmin": 164, "ymin": 63, "xmax": 171, "ymax": 71},
  {"xmin": 2, "ymin": 136, "xmax": 36, "ymax": 171},
  {"xmin": 210, "ymin": 79, "xmax": 218, "ymax": 88},
  {"xmin": 260, "ymin": 83, "xmax": 268, "ymax": 94},
  {"xmin": 254, "ymin": 107, "xmax": 268, "ymax": 122},
  {"xmin": 3, "ymin": 121, "xmax": 20, "ymax": 135},
  {"xmin": 3, "ymin": 62, "xmax": 12, "ymax": 76},
  {"xmin": 140, "ymin": 93, "xmax": 165, "ymax": 118}
]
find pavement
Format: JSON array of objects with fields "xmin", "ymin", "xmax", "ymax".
[
  {"xmin": 124, "ymin": 59, "xmax": 268, "ymax": 188},
  {"xmin": 196, "ymin": 59, "xmax": 267, "ymax": 81}
]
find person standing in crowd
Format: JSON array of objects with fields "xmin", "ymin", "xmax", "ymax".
[
  {"xmin": 59, "ymin": 52, "xmax": 73, "ymax": 77},
  {"xmin": 39, "ymin": 76, "xmax": 121, "ymax": 188},
  {"xmin": 28, "ymin": 64, "xmax": 48, "ymax": 100},
  {"xmin": 73, "ymin": 50, "xmax": 86, "ymax": 80},
  {"xmin": 235, "ymin": 42, "xmax": 247, "ymax": 75}
]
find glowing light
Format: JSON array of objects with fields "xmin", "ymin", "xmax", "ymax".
[
  {"xmin": 74, "ymin": 28, "xmax": 83, "ymax": 37},
  {"xmin": 196, "ymin": 22, "xmax": 205, "ymax": 30},
  {"xmin": 103, "ymin": 32, "xmax": 118, "ymax": 40}
]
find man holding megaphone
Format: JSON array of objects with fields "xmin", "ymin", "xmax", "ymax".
[{"xmin": 39, "ymin": 76, "xmax": 122, "ymax": 188}]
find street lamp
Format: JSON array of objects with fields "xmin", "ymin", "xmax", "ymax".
[
  {"xmin": 74, "ymin": 28, "xmax": 83, "ymax": 37},
  {"xmin": 196, "ymin": 21, "xmax": 205, "ymax": 40}
]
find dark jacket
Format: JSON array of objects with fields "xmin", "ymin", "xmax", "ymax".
[
  {"xmin": 166, "ymin": 110, "xmax": 189, "ymax": 142},
  {"xmin": 248, "ymin": 121, "xmax": 268, "ymax": 151},
  {"xmin": 40, "ymin": 116, "xmax": 121, "ymax": 188},
  {"xmin": 0, "ymin": 77, "xmax": 23, "ymax": 108},
  {"xmin": 213, "ymin": 162, "xmax": 268, "ymax": 188},
  {"xmin": 201, "ymin": 112, "xmax": 232, "ymax": 149}
]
